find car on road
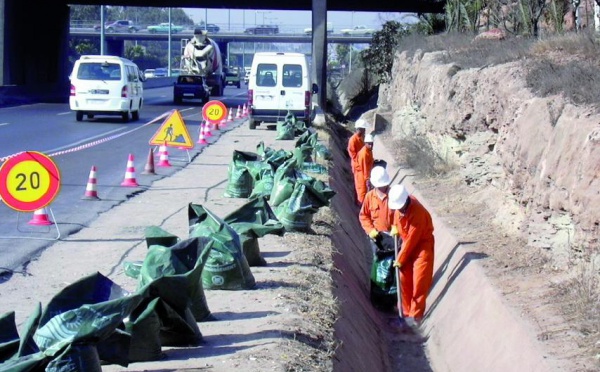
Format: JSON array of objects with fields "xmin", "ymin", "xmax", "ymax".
[
  {"xmin": 144, "ymin": 69, "xmax": 156, "ymax": 79},
  {"xmin": 204, "ymin": 23, "xmax": 220, "ymax": 33},
  {"xmin": 244, "ymin": 24, "xmax": 279, "ymax": 35},
  {"xmin": 173, "ymin": 75, "xmax": 210, "ymax": 104},
  {"xmin": 94, "ymin": 20, "xmax": 139, "ymax": 33},
  {"xmin": 153, "ymin": 68, "xmax": 168, "ymax": 77},
  {"xmin": 147, "ymin": 23, "xmax": 184, "ymax": 33},
  {"xmin": 340, "ymin": 25, "xmax": 376, "ymax": 36},
  {"xmin": 304, "ymin": 22, "xmax": 334, "ymax": 35}
]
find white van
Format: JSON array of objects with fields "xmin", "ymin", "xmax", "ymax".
[
  {"xmin": 247, "ymin": 52, "xmax": 318, "ymax": 130},
  {"xmin": 69, "ymin": 55, "xmax": 144, "ymax": 122}
]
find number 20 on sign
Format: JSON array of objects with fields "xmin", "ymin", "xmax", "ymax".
[
  {"xmin": 202, "ymin": 100, "xmax": 227, "ymax": 124},
  {"xmin": 0, "ymin": 151, "xmax": 61, "ymax": 212}
]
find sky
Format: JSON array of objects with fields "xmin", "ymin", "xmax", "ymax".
[{"xmin": 183, "ymin": 8, "xmax": 417, "ymax": 34}]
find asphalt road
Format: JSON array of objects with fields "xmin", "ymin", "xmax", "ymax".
[{"xmin": 0, "ymin": 84, "xmax": 250, "ymax": 275}]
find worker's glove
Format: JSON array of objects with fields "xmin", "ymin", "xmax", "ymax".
[
  {"xmin": 393, "ymin": 261, "xmax": 402, "ymax": 269},
  {"xmin": 369, "ymin": 229, "xmax": 379, "ymax": 240},
  {"xmin": 390, "ymin": 225, "xmax": 399, "ymax": 237}
]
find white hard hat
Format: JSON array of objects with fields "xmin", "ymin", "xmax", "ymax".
[
  {"xmin": 364, "ymin": 133, "xmax": 374, "ymax": 143},
  {"xmin": 355, "ymin": 118, "xmax": 369, "ymax": 129},
  {"xmin": 370, "ymin": 166, "xmax": 391, "ymax": 188},
  {"xmin": 388, "ymin": 184, "xmax": 409, "ymax": 210}
]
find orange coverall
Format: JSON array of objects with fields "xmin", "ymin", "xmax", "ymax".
[
  {"xmin": 359, "ymin": 189, "xmax": 394, "ymax": 235},
  {"xmin": 393, "ymin": 196, "xmax": 435, "ymax": 320},
  {"xmin": 347, "ymin": 132, "xmax": 364, "ymax": 174},
  {"xmin": 353, "ymin": 145, "xmax": 374, "ymax": 204}
]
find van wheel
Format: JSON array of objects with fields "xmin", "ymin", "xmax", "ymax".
[
  {"xmin": 249, "ymin": 119, "xmax": 256, "ymax": 130},
  {"xmin": 132, "ymin": 110, "xmax": 139, "ymax": 121},
  {"xmin": 121, "ymin": 112, "xmax": 130, "ymax": 123},
  {"xmin": 87, "ymin": 114, "xmax": 94, "ymax": 119},
  {"xmin": 76, "ymin": 111, "xmax": 84, "ymax": 121}
]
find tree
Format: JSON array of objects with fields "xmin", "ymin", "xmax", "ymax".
[
  {"xmin": 360, "ymin": 21, "xmax": 409, "ymax": 84},
  {"xmin": 335, "ymin": 44, "xmax": 350, "ymax": 68}
]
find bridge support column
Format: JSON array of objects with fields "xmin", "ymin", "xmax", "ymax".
[
  {"xmin": 311, "ymin": 0, "xmax": 327, "ymax": 110},
  {"xmin": 106, "ymin": 40, "xmax": 125, "ymax": 57}
]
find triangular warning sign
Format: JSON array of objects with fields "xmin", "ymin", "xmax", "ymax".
[{"xmin": 149, "ymin": 110, "xmax": 194, "ymax": 149}]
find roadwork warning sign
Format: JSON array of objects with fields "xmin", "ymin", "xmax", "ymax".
[{"xmin": 149, "ymin": 110, "xmax": 194, "ymax": 149}]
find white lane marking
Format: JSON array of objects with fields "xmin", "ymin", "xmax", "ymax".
[
  {"xmin": 57, "ymin": 111, "xmax": 72, "ymax": 116},
  {"xmin": 44, "ymin": 127, "xmax": 128, "ymax": 153},
  {"xmin": 0, "ymin": 123, "xmax": 9, "ymax": 127}
]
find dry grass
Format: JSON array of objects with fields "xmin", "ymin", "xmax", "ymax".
[
  {"xmin": 393, "ymin": 136, "xmax": 456, "ymax": 177},
  {"xmin": 280, "ymin": 208, "xmax": 339, "ymax": 372}
]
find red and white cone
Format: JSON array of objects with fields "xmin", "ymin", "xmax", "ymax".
[
  {"xmin": 28, "ymin": 208, "xmax": 53, "ymax": 226},
  {"xmin": 235, "ymin": 105, "xmax": 241, "ymax": 119},
  {"xmin": 220, "ymin": 118, "xmax": 227, "ymax": 129},
  {"xmin": 203, "ymin": 120, "xmax": 213, "ymax": 138},
  {"xmin": 157, "ymin": 143, "xmax": 171, "ymax": 167},
  {"xmin": 142, "ymin": 148, "xmax": 156, "ymax": 175},
  {"xmin": 82, "ymin": 165, "xmax": 100, "ymax": 200},
  {"xmin": 242, "ymin": 103, "xmax": 248, "ymax": 117},
  {"xmin": 197, "ymin": 122, "xmax": 208, "ymax": 145},
  {"xmin": 121, "ymin": 154, "xmax": 139, "ymax": 187},
  {"xmin": 227, "ymin": 109, "xmax": 233, "ymax": 122}
]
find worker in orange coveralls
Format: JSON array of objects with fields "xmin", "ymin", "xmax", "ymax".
[
  {"xmin": 359, "ymin": 166, "xmax": 394, "ymax": 246},
  {"xmin": 353, "ymin": 133, "xmax": 375, "ymax": 205},
  {"xmin": 389, "ymin": 184, "xmax": 435, "ymax": 328},
  {"xmin": 347, "ymin": 118, "xmax": 369, "ymax": 175}
]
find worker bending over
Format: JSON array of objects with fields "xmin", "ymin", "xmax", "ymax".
[
  {"xmin": 389, "ymin": 185, "xmax": 435, "ymax": 326},
  {"xmin": 359, "ymin": 166, "xmax": 393, "ymax": 248},
  {"xmin": 347, "ymin": 118, "xmax": 368, "ymax": 175},
  {"xmin": 354, "ymin": 133, "xmax": 375, "ymax": 205}
]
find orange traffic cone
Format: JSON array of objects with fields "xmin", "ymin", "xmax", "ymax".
[
  {"xmin": 157, "ymin": 143, "xmax": 171, "ymax": 167},
  {"xmin": 121, "ymin": 154, "xmax": 139, "ymax": 187},
  {"xmin": 203, "ymin": 120, "xmax": 213, "ymax": 137},
  {"xmin": 82, "ymin": 165, "xmax": 100, "ymax": 200},
  {"xmin": 227, "ymin": 109, "xmax": 233, "ymax": 122},
  {"xmin": 242, "ymin": 103, "xmax": 248, "ymax": 117},
  {"xmin": 197, "ymin": 122, "xmax": 208, "ymax": 145},
  {"xmin": 235, "ymin": 105, "xmax": 242, "ymax": 119},
  {"xmin": 28, "ymin": 207, "xmax": 53, "ymax": 226},
  {"xmin": 142, "ymin": 148, "xmax": 156, "ymax": 175}
]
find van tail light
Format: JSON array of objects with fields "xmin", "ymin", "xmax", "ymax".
[
  {"xmin": 70, "ymin": 84, "xmax": 76, "ymax": 96},
  {"xmin": 304, "ymin": 91, "xmax": 311, "ymax": 117},
  {"xmin": 248, "ymin": 89, "xmax": 253, "ymax": 106},
  {"xmin": 121, "ymin": 85, "xmax": 128, "ymax": 98}
]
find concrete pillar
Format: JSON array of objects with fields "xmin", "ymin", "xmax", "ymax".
[
  {"xmin": 311, "ymin": 0, "xmax": 327, "ymax": 109},
  {"xmin": 106, "ymin": 40, "xmax": 125, "ymax": 57}
]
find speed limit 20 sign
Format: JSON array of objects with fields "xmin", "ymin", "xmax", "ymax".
[
  {"xmin": 202, "ymin": 100, "xmax": 228, "ymax": 124},
  {"xmin": 0, "ymin": 151, "xmax": 61, "ymax": 212}
]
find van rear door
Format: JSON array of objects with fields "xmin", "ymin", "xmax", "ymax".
[{"xmin": 280, "ymin": 63, "xmax": 306, "ymax": 111}]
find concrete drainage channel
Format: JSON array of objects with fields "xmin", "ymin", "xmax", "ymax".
[{"xmin": 323, "ymin": 119, "xmax": 560, "ymax": 372}]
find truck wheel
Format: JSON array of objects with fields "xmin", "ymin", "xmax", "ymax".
[
  {"xmin": 132, "ymin": 110, "xmax": 139, "ymax": 121},
  {"xmin": 174, "ymin": 96, "xmax": 182, "ymax": 104},
  {"xmin": 76, "ymin": 111, "xmax": 83, "ymax": 122},
  {"xmin": 249, "ymin": 119, "xmax": 256, "ymax": 130}
]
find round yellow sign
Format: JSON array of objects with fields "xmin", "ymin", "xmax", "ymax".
[{"xmin": 202, "ymin": 100, "xmax": 227, "ymax": 124}]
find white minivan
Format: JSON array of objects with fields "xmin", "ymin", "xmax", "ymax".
[
  {"xmin": 247, "ymin": 52, "xmax": 318, "ymax": 130},
  {"xmin": 69, "ymin": 55, "xmax": 144, "ymax": 122}
]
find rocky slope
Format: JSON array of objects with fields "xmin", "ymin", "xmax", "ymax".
[{"xmin": 375, "ymin": 48, "xmax": 599, "ymax": 268}]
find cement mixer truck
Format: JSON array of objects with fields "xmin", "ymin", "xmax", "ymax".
[{"xmin": 178, "ymin": 29, "xmax": 225, "ymax": 97}]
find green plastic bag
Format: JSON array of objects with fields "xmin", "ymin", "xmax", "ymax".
[
  {"xmin": 0, "ymin": 312, "xmax": 20, "ymax": 362},
  {"xmin": 224, "ymin": 197, "xmax": 285, "ymax": 266},
  {"xmin": 188, "ymin": 204, "xmax": 256, "ymax": 290},
  {"xmin": 224, "ymin": 151, "xmax": 261, "ymax": 198},
  {"xmin": 137, "ymin": 237, "xmax": 214, "ymax": 323},
  {"xmin": 276, "ymin": 120, "xmax": 295, "ymax": 140}
]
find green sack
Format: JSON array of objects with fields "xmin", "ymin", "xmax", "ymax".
[
  {"xmin": 123, "ymin": 260, "xmax": 143, "ymax": 279},
  {"xmin": 122, "ymin": 298, "xmax": 162, "ymax": 362},
  {"xmin": 269, "ymin": 159, "xmax": 299, "ymax": 207},
  {"xmin": 370, "ymin": 251, "xmax": 398, "ymax": 296},
  {"xmin": 46, "ymin": 343, "xmax": 102, "ymax": 372},
  {"xmin": 0, "ymin": 312, "xmax": 20, "ymax": 362},
  {"xmin": 276, "ymin": 120, "xmax": 295, "ymax": 140},
  {"xmin": 223, "ymin": 197, "xmax": 285, "ymax": 266},
  {"xmin": 188, "ymin": 204, "xmax": 256, "ymax": 290},
  {"xmin": 34, "ymin": 273, "xmax": 143, "ymax": 363},
  {"xmin": 145, "ymin": 225, "xmax": 179, "ymax": 248},
  {"xmin": 274, "ymin": 179, "xmax": 336, "ymax": 232},
  {"xmin": 138, "ymin": 237, "xmax": 214, "ymax": 323},
  {"xmin": 224, "ymin": 151, "xmax": 261, "ymax": 198},
  {"xmin": 301, "ymin": 162, "xmax": 328, "ymax": 175},
  {"xmin": 0, "ymin": 352, "xmax": 48, "ymax": 371}
]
